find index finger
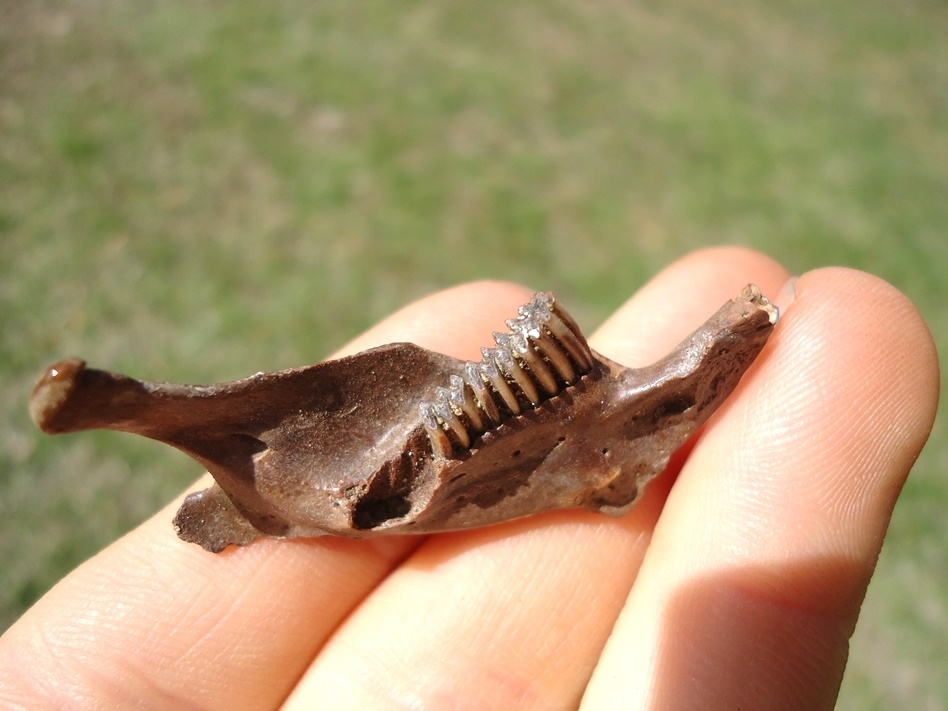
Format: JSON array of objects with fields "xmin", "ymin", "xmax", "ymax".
[{"xmin": 0, "ymin": 281, "xmax": 533, "ymax": 711}]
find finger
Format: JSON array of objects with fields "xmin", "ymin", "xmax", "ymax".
[
  {"xmin": 594, "ymin": 246, "xmax": 795, "ymax": 366},
  {"xmin": 282, "ymin": 247, "xmax": 791, "ymax": 710},
  {"xmin": 0, "ymin": 281, "xmax": 533, "ymax": 711},
  {"xmin": 581, "ymin": 268, "xmax": 939, "ymax": 710}
]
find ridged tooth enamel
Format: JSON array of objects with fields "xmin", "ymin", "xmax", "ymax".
[
  {"xmin": 507, "ymin": 328, "xmax": 559, "ymax": 396},
  {"xmin": 464, "ymin": 361, "xmax": 501, "ymax": 425},
  {"xmin": 434, "ymin": 391, "xmax": 470, "ymax": 448},
  {"xmin": 490, "ymin": 343, "xmax": 530, "ymax": 404},
  {"xmin": 521, "ymin": 293, "xmax": 551, "ymax": 321},
  {"xmin": 434, "ymin": 389, "xmax": 456, "ymax": 417},
  {"xmin": 433, "ymin": 394, "xmax": 453, "ymax": 420},
  {"xmin": 541, "ymin": 325, "xmax": 583, "ymax": 379},
  {"xmin": 448, "ymin": 374, "xmax": 483, "ymax": 431},
  {"xmin": 507, "ymin": 315, "xmax": 535, "ymax": 338},
  {"xmin": 493, "ymin": 333, "xmax": 541, "ymax": 405},
  {"xmin": 480, "ymin": 350, "xmax": 521, "ymax": 414},
  {"xmin": 552, "ymin": 301, "xmax": 594, "ymax": 372},
  {"xmin": 422, "ymin": 292, "xmax": 595, "ymax": 459},
  {"xmin": 521, "ymin": 293, "xmax": 592, "ymax": 371},
  {"xmin": 544, "ymin": 312, "xmax": 593, "ymax": 373},
  {"xmin": 420, "ymin": 402, "xmax": 453, "ymax": 458},
  {"xmin": 515, "ymin": 312, "xmax": 577, "ymax": 383}
]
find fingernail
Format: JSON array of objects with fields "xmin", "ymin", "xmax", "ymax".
[{"xmin": 775, "ymin": 276, "xmax": 799, "ymax": 317}]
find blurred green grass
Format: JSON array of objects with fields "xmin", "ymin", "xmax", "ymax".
[{"xmin": 1, "ymin": 0, "xmax": 945, "ymax": 707}]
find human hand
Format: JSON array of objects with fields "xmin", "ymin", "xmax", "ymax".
[{"xmin": 0, "ymin": 247, "xmax": 938, "ymax": 710}]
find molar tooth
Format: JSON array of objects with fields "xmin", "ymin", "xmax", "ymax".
[
  {"xmin": 508, "ymin": 314, "xmax": 540, "ymax": 340},
  {"xmin": 448, "ymin": 374, "xmax": 483, "ymax": 431},
  {"xmin": 522, "ymin": 292, "xmax": 553, "ymax": 319},
  {"xmin": 520, "ymin": 293, "xmax": 593, "ymax": 374},
  {"xmin": 420, "ymin": 402, "xmax": 439, "ymax": 429},
  {"xmin": 551, "ymin": 298, "xmax": 585, "ymax": 338},
  {"xmin": 493, "ymin": 338, "xmax": 519, "ymax": 367},
  {"xmin": 551, "ymin": 326, "xmax": 593, "ymax": 372},
  {"xmin": 543, "ymin": 307, "xmax": 593, "ymax": 373},
  {"xmin": 446, "ymin": 377, "xmax": 466, "ymax": 408},
  {"xmin": 506, "ymin": 331, "xmax": 528, "ymax": 352},
  {"xmin": 432, "ymin": 395, "xmax": 455, "ymax": 426},
  {"xmin": 480, "ymin": 349, "xmax": 521, "ymax": 414},
  {"xmin": 530, "ymin": 331, "xmax": 576, "ymax": 383},
  {"xmin": 420, "ymin": 402, "xmax": 453, "ymax": 458},
  {"xmin": 512, "ymin": 300, "xmax": 579, "ymax": 384},
  {"xmin": 524, "ymin": 316, "xmax": 576, "ymax": 385},
  {"xmin": 464, "ymin": 361, "xmax": 501, "ymax": 424},
  {"xmin": 508, "ymin": 330, "xmax": 559, "ymax": 396},
  {"xmin": 492, "ymin": 341, "xmax": 540, "ymax": 406},
  {"xmin": 434, "ymin": 389, "xmax": 456, "ymax": 418},
  {"xmin": 435, "ymin": 391, "xmax": 470, "ymax": 448}
]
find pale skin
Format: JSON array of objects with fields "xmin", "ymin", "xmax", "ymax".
[{"xmin": 0, "ymin": 247, "xmax": 939, "ymax": 710}]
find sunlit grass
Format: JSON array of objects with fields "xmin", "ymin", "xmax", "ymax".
[{"xmin": 2, "ymin": 1, "xmax": 945, "ymax": 706}]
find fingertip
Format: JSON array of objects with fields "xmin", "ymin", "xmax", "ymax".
[
  {"xmin": 593, "ymin": 245, "xmax": 791, "ymax": 365},
  {"xmin": 780, "ymin": 266, "xmax": 939, "ymax": 454},
  {"xmin": 678, "ymin": 244, "xmax": 788, "ymax": 276},
  {"xmin": 669, "ymin": 264, "xmax": 939, "ymax": 617},
  {"xmin": 774, "ymin": 276, "xmax": 799, "ymax": 316},
  {"xmin": 769, "ymin": 269, "xmax": 941, "ymax": 550}
]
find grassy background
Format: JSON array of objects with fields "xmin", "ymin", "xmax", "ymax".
[{"xmin": 2, "ymin": 0, "xmax": 945, "ymax": 707}]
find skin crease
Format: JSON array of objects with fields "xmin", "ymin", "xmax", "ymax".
[{"xmin": 0, "ymin": 247, "xmax": 939, "ymax": 711}]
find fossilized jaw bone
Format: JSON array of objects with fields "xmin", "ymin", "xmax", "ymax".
[
  {"xmin": 30, "ymin": 285, "xmax": 777, "ymax": 552},
  {"xmin": 420, "ymin": 292, "xmax": 595, "ymax": 459}
]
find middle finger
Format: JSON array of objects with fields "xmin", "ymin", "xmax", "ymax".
[{"xmin": 284, "ymin": 248, "xmax": 790, "ymax": 710}]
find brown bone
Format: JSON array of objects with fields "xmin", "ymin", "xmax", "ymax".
[{"xmin": 30, "ymin": 285, "xmax": 777, "ymax": 552}]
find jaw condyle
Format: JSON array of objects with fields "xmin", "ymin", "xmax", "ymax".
[{"xmin": 30, "ymin": 285, "xmax": 778, "ymax": 553}]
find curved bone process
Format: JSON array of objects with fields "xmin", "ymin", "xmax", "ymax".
[{"xmin": 30, "ymin": 286, "xmax": 777, "ymax": 552}]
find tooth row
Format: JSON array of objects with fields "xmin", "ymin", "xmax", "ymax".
[{"xmin": 421, "ymin": 292, "xmax": 594, "ymax": 458}]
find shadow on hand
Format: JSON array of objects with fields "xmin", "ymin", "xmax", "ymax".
[{"xmin": 647, "ymin": 556, "xmax": 864, "ymax": 711}]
